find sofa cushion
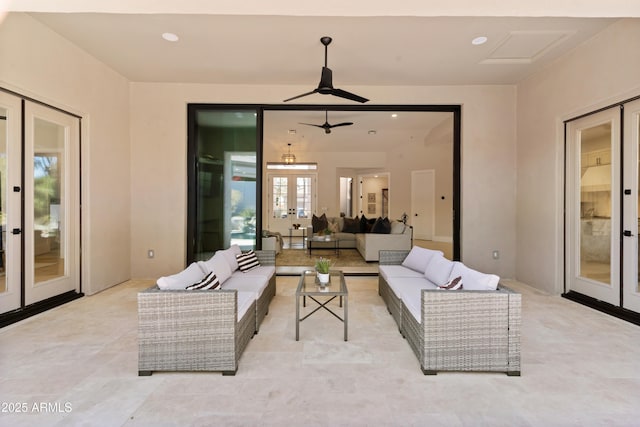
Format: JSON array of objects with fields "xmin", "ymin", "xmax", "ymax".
[
  {"xmin": 388, "ymin": 278, "xmax": 439, "ymax": 322},
  {"xmin": 220, "ymin": 245, "xmax": 242, "ymax": 272},
  {"xmin": 156, "ymin": 262, "xmax": 205, "ymax": 290},
  {"xmin": 342, "ymin": 217, "xmax": 360, "ymax": 233},
  {"xmin": 390, "ymin": 221, "xmax": 406, "ymax": 234},
  {"xmin": 237, "ymin": 291, "xmax": 256, "ymax": 322},
  {"xmin": 223, "ymin": 275, "xmax": 269, "ymax": 298},
  {"xmin": 402, "ymin": 246, "xmax": 444, "ymax": 274},
  {"xmin": 236, "ymin": 250, "xmax": 260, "ymax": 272},
  {"xmin": 186, "ymin": 271, "xmax": 221, "ymax": 290},
  {"xmin": 379, "ymin": 265, "xmax": 424, "ymax": 282},
  {"xmin": 312, "ymin": 213, "xmax": 328, "ymax": 233},
  {"xmin": 424, "ymin": 254, "xmax": 455, "ymax": 286},
  {"xmin": 371, "ymin": 217, "xmax": 391, "ymax": 234},
  {"xmin": 448, "ymin": 262, "xmax": 500, "ymax": 291},
  {"xmin": 235, "ymin": 265, "xmax": 275, "ymax": 279},
  {"xmin": 199, "ymin": 252, "xmax": 232, "ymax": 284}
]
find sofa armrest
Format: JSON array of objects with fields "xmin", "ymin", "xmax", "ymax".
[
  {"xmin": 254, "ymin": 250, "xmax": 276, "ymax": 266},
  {"xmin": 379, "ymin": 250, "xmax": 411, "ymax": 265}
]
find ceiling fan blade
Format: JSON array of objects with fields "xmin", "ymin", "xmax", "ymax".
[
  {"xmin": 328, "ymin": 122, "xmax": 354, "ymax": 128},
  {"xmin": 283, "ymin": 89, "xmax": 318, "ymax": 102},
  {"xmin": 299, "ymin": 122, "xmax": 325, "ymax": 129},
  {"xmin": 330, "ymin": 88, "xmax": 369, "ymax": 103}
]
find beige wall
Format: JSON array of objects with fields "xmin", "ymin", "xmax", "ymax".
[
  {"xmin": 0, "ymin": 13, "xmax": 131, "ymax": 295},
  {"xmin": 516, "ymin": 19, "xmax": 640, "ymax": 294},
  {"xmin": 130, "ymin": 83, "xmax": 517, "ymax": 279}
]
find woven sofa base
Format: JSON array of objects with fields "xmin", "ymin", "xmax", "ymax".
[
  {"xmin": 401, "ymin": 289, "xmax": 521, "ymax": 376},
  {"xmin": 138, "ymin": 288, "xmax": 256, "ymax": 376},
  {"xmin": 378, "ymin": 276, "xmax": 402, "ymax": 333},
  {"xmin": 256, "ymin": 276, "xmax": 276, "ymax": 333}
]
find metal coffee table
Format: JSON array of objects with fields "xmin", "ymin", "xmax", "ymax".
[
  {"xmin": 295, "ymin": 270, "xmax": 348, "ymax": 341},
  {"xmin": 305, "ymin": 236, "xmax": 340, "ymax": 257}
]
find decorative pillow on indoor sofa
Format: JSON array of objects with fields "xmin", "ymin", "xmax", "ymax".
[
  {"xmin": 156, "ymin": 262, "xmax": 205, "ymax": 290},
  {"xmin": 312, "ymin": 213, "xmax": 328, "ymax": 233}
]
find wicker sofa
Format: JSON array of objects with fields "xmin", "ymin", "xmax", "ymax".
[
  {"xmin": 378, "ymin": 248, "xmax": 521, "ymax": 376},
  {"xmin": 138, "ymin": 249, "xmax": 276, "ymax": 376}
]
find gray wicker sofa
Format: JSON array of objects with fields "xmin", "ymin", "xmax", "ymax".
[
  {"xmin": 138, "ymin": 249, "xmax": 276, "ymax": 376},
  {"xmin": 378, "ymin": 248, "xmax": 521, "ymax": 376}
]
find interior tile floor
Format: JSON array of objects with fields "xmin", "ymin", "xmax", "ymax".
[{"xmin": 1, "ymin": 276, "xmax": 639, "ymax": 426}]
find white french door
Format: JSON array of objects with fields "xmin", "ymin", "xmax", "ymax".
[
  {"xmin": 266, "ymin": 173, "xmax": 316, "ymax": 234},
  {"xmin": 566, "ymin": 99, "xmax": 640, "ymax": 314},
  {"xmin": 411, "ymin": 169, "xmax": 435, "ymax": 240},
  {"xmin": 23, "ymin": 101, "xmax": 80, "ymax": 305},
  {"xmin": 0, "ymin": 92, "xmax": 80, "ymax": 316},
  {"xmin": 0, "ymin": 92, "xmax": 23, "ymax": 313}
]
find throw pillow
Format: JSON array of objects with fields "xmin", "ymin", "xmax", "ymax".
[
  {"xmin": 327, "ymin": 218, "xmax": 340, "ymax": 233},
  {"xmin": 402, "ymin": 246, "xmax": 444, "ymax": 273},
  {"xmin": 201, "ymin": 252, "xmax": 232, "ymax": 284},
  {"xmin": 186, "ymin": 271, "xmax": 220, "ymax": 290},
  {"xmin": 312, "ymin": 213, "xmax": 328, "ymax": 233},
  {"xmin": 438, "ymin": 276, "xmax": 463, "ymax": 290},
  {"xmin": 448, "ymin": 262, "xmax": 500, "ymax": 291},
  {"xmin": 359, "ymin": 215, "xmax": 369, "ymax": 233},
  {"xmin": 424, "ymin": 254, "xmax": 455, "ymax": 286},
  {"xmin": 236, "ymin": 250, "xmax": 260, "ymax": 272},
  {"xmin": 390, "ymin": 221, "xmax": 406, "ymax": 234},
  {"xmin": 371, "ymin": 217, "xmax": 391, "ymax": 234},
  {"xmin": 156, "ymin": 262, "xmax": 206, "ymax": 290},
  {"xmin": 342, "ymin": 217, "xmax": 360, "ymax": 233}
]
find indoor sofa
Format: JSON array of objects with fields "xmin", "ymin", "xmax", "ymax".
[
  {"xmin": 137, "ymin": 248, "xmax": 276, "ymax": 376},
  {"xmin": 378, "ymin": 248, "xmax": 521, "ymax": 376},
  {"xmin": 306, "ymin": 214, "xmax": 412, "ymax": 261}
]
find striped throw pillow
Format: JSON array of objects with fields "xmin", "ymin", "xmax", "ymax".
[
  {"xmin": 438, "ymin": 276, "xmax": 463, "ymax": 290},
  {"xmin": 186, "ymin": 271, "xmax": 220, "ymax": 290},
  {"xmin": 236, "ymin": 250, "xmax": 260, "ymax": 272}
]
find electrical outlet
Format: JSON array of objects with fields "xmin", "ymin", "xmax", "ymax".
[
  {"xmin": 492, "ymin": 250, "xmax": 500, "ymax": 260},
  {"xmin": 148, "ymin": 249, "xmax": 155, "ymax": 259}
]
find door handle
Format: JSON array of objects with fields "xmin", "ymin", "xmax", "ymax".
[
  {"xmin": 623, "ymin": 230, "xmax": 634, "ymax": 237},
  {"xmin": 414, "ymin": 213, "xmax": 418, "ymax": 216},
  {"xmin": 11, "ymin": 228, "xmax": 21, "ymax": 235}
]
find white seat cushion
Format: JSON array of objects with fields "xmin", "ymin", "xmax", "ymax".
[
  {"xmin": 222, "ymin": 275, "xmax": 269, "ymax": 298},
  {"xmin": 236, "ymin": 265, "xmax": 275, "ymax": 279},
  {"xmin": 236, "ymin": 291, "xmax": 255, "ymax": 322},
  {"xmin": 388, "ymin": 278, "xmax": 439, "ymax": 323},
  {"xmin": 401, "ymin": 246, "xmax": 444, "ymax": 273},
  {"xmin": 379, "ymin": 265, "xmax": 424, "ymax": 282},
  {"xmin": 156, "ymin": 262, "xmax": 205, "ymax": 290},
  {"xmin": 448, "ymin": 262, "xmax": 500, "ymax": 290}
]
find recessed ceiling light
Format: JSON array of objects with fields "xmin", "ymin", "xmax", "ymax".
[
  {"xmin": 368, "ymin": 130, "xmax": 377, "ymax": 135},
  {"xmin": 162, "ymin": 32, "xmax": 179, "ymax": 42},
  {"xmin": 472, "ymin": 36, "xmax": 488, "ymax": 46},
  {"xmin": 391, "ymin": 114, "xmax": 398, "ymax": 118},
  {"xmin": 288, "ymin": 129, "xmax": 297, "ymax": 135}
]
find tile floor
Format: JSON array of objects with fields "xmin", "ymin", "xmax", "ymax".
[{"xmin": 1, "ymin": 277, "xmax": 639, "ymax": 426}]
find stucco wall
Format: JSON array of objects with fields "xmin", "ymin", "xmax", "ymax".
[
  {"xmin": 516, "ymin": 19, "xmax": 640, "ymax": 294},
  {"xmin": 0, "ymin": 13, "xmax": 131, "ymax": 295},
  {"xmin": 130, "ymin": 83, "xmax": 517, "ymax": 280}
]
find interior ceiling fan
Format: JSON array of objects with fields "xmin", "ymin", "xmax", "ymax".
[
  {"xmin": 284, "ymin": 36, "xmax": 369, "ymax": 103},
  {"xmin": 299, "ymin": 110, "xmax": 354, "ymax": 134}
]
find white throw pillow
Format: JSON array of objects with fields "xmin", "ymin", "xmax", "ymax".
[
  {"xmin": 448, "ymin": 262, "xmax": 500, "ymax": 291},
  {"xmin": 156, "ymin": 262, "xmax": 205, "ymax": 290},
  {"xmin": 200, "ymin": 251, "xmax": 233, "ymax": 284},
  {"xmin": 402, "ymin": 246, "xmax": 444, "ymax": 274},
  {"xmin": 424, "ymin": 254, "xmax": 455, "ymax": 286},
  {"xmin": 390, "ymin": 221, "xmax": 406, "ymax": 234},
  {"xmin": 220, "ymin": 245, "xmax": 242, "ymax": 272}
]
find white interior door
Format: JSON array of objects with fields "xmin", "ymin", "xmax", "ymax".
[
  {"xmin": 23, "ymin": 101, "xmax": 80, "ymax": 305},
  {"xmin": 566, "ymin": 107, "xmax": 620, "ymax": 305},
  {"xmin": 266, "ymin": 172, "xmax": 315, "ymax": 234},
  {"xmin": 411, "ymin": 170, "xmax": 435, "ymax": 240},
  {"xmin": 622, "ymin": 99, "xmax": 640, "ymax": 312},
  {"xmin": 0, "ymin": 92, "xmax": 22, "ymax": 314}
]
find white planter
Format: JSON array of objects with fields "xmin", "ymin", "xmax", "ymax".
[{"xmin": 317, "ymin": 273, "xmax": 330, "ymax": 285}]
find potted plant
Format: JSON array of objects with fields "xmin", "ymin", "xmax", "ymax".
[
  {"xmin": 323, "ymin": 228, "xmax": 332, "ymax": 240},
  {"xmin": 315, "ymin": 257, "xmax": 331, "ymax": 285}
]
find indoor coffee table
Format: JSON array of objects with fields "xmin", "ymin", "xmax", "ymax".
[
  {"xmin": 305, "ymin": 235, "xmax": 340, "ymax": 257},
  {"xmin": 295, "ymin": 269, "xmax": 348, "ymax": 341}
]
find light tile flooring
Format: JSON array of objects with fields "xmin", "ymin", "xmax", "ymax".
[{"xmin": 1, "ymin": 277, "xmax": 640, "ymax": 426}]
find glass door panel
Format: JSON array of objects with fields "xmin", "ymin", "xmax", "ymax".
[
  {"xmin": 0, "ymin": 92, "xmax": 22, "ymax": 314},
  {"xmin": 566, "ymin": 107, "xmax": 620, "ymax": 305},
  {"xmin": 24, "ymin": 101, "xmax": 79, "ymax": 306}
]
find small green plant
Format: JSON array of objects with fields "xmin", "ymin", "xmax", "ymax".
[
  {"xmin": 323, "ymin": 228, "xmax": 332, "ymax": 235},
  {"xmin": 315, "ymin": 257, "xmax": 331, "ymax": 274}
]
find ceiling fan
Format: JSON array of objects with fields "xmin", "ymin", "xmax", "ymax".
[
  {"xmin": 299, "ymin": 111, "xmax": 354, "ymax": 134},
  {"xmin": 284, "ymin": 36, "xmax": 369, "ymax": 103}
]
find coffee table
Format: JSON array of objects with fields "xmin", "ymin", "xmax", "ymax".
[
  {"xmin": 305, "ymin": 235, "xmax": 340, "ymax": 257},
  {"xmin": 295, "ymin": 270, "xmax": 348, "ymax": 341}
]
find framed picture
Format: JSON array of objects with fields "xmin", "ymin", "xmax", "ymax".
[
  {"xmin": 367, "ymin": 192, "xmax": 376, "ymax": 203},
  {"xmin": 367, "ymin": 203, "xmax": 376, "ymax": 214}
]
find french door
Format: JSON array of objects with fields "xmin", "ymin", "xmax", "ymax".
[
  {"xmin": 266, "ymin": 173, "xmax": 316, "ymax": 235},
  {"xmin": 0, "ymin": 92, "xmax": 80, "ymax": 316},
  {"xmin": 565, "ymin": 99, "xmax": 640, "ymax": 314}
]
